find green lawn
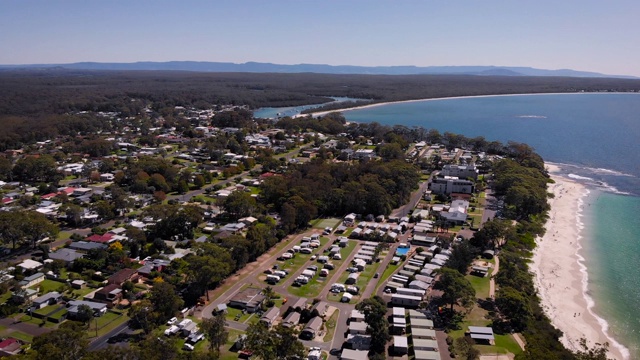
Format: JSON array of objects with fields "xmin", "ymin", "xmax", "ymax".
[
  {"xmin": 191, "ymin": 195, "xmax": 218, "ymax": 204},
  {"xmin": 0, "ymin": 291, "xmax": 12, "ymax": 304},
  {"xmin": 376, "ymin": 263, "xmax": 400, "ymax": 292},
  {"xmin": 57, "ymin": 231, "xmax": 73, "ymax": 241},
  {"xmin": 224, "ymin": 306, "xmax": 252, "ymax": 324},
  {"xmin": 31, "ymin": 279, "xmax": 66, "ymax": 294},
  {"xmin": 355, "ymin": 261, "xmax": 381, "ymax": 291},
  {"xmin": 48, "ymin": 308, "xmax": 68, "ymax": 321},
  {"xmin": 323, "ymin": 309, "xmax": 339, "ymax": 342},
  {"xmin": 33, "ymin": 304, "xmax": 63, "ymax": 316},
  {"xmin": 7, "ymin": 331, "xmax": 33, "ymax": 343},
  {"xmin": 19, "ymin": 314, "xmax": 57, "ymax": 328},
  {"xmin": 311, "ymin": 218, "xmax": 342, "ymax": 230},
  {"xmin": 280, "ymin": 238, "xmax": 329, "ymax": 295},
  {"xmin": 466, "ymin": 274, "xmax": 491, "ymax": 300},
  {"xmin": 88, "ymin": 311, "xmax": 129, "ymax": 337},
  {"xmin": 328, "ymin": 257, "xmax": 381, "ymax": 303},
  {"xmin": 494, "ymin": 334, "xmax": 523, "ymax": 355},
  {"xmin": 287, "ymin": 276, "xmax": 327, "ymax": 298},
  {"xmin": 71, "ymin": 286, "xmax": 96, "ymax": 297},
  {"xmin": 220, "ymin": 329, "xmax": 244, "ymax": 360}
]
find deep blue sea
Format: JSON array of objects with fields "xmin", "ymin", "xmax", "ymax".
[{"xmin": 340, "ymin": 93, "xmax": 640, "ymax": 358}]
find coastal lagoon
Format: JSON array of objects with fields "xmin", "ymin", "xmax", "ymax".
[{"xmin": 341, "ymin": 93, "xmax": 640, "ymax": 357}]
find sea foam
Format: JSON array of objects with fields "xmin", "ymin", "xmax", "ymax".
[{"xmin": 576, "ymin": 188, "xmax": 631, "ymax": 359}]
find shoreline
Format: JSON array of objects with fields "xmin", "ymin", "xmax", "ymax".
[
  {"xmin": 532, "ymin": 163, "xmax": 628, "ymax": 359},
  {"xmin": 302, "ymin": 91, "xmax": 640, "ymax": 118}
]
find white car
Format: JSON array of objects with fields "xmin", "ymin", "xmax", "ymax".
[
  {"xmin": 183, "ymin": 343, "xmax": 195, "ymax": 351},
  {"xmin": 167, "ymin": 317, "xmax": 178, "ymax": 325}
]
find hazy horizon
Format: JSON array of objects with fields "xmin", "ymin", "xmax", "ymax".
[{"xmin": 1, "ymin": 0, "xmax": 639, "ymax": 77}]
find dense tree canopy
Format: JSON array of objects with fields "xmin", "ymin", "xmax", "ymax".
[
  {"xmin": 434, "ymin": 268, "xmax": 475, "ymax": 311},
  {"xmin": 356, "ymin": 296, "xmax": 390, "ymax": 354}
]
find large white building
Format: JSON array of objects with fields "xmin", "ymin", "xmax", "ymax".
[
  {"xmin": 429, "ymin": 176, "xmax": 474, "ymax": 195},
  {"xmin": 440, "ymin": 164, "xmax": 479, "ymax": 180}
]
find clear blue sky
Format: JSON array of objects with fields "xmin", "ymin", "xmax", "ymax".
[{"xmin": 1, "ymin": 0, "xmax": 639, "ymax": 76}]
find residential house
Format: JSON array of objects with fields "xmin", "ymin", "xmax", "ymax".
[
  {"xmin": 228, "ymin": 287, "xmax": 265, "ymax": 313},
  {"xmin": 19, "ymin": 272, "xmax": 45, "ymax": 288},
  {"xmin": 259, "ymin": 307, "xmax": 280, "ymax": 327},
  {"xmin": 17, "ymin": 259, "xmax": 43, "ymax": 272},
  {"xmin": 48, "ymin": 248, "xmax": 84, "ymax": 266},
  {"xmin": 69, "ymin": 241, "xmax": 107, "ymax": 252},
  {"xmin": 107, "ymin": 268, "xmax": 138, "ymax": 286},
  {"xmin": 67, "ymin": 300, "xmax": 108, "ymax": 317},
  {"xmin": 282, "ymin": 311, "xmax": 300, "ymax": 328},
  {"xmin": 0, "ymin": 338, "xmax": 21, "ymax": 357},
  {"xmin": 11, "ymin": 288, "xmax": 38, "ymax": 303},
  {"xmin": 93, "ymin": 284, "xmax": 123, "ymax": 304},
  {"xmin": 300, "ymin": 316, "xmax": 323, "ymax": 340},
  {"xmin": 31, "ymin": 291, "xmax": 62, "ymax": 310}
]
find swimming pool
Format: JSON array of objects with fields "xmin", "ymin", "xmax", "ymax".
[{"xmin": 396, "ymin": 247, "xmax": 410, "ymax": 256}]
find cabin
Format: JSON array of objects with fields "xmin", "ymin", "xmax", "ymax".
[{"xmin": 300, "ymin": 316, "xmax": 323, "ymax": 340}]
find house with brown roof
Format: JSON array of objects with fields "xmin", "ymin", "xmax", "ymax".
[
  {"xmin": 93, "ymin": 284, "xmax": 123, "ymax": 304},
  {"xmin": 107, "ymin": 268, "xmax": 138, "ymax": 286}
]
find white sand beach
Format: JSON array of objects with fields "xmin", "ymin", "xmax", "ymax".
[{"xmin": 532, "ymin": 164, "xmax": 627, "ymax": 359}]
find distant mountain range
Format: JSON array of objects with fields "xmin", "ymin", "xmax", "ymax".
[{"xmin": 0, "ymin": 61, "xmax": 635, "ymax": 79}]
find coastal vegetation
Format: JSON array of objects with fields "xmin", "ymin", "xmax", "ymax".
[
  {"xmin": 0, "ymin": 69, "xmax": 622, "ymax": 359},
  {"xmin": 1, "ymin": 69, "xmax": 640, "ymax": 151}
]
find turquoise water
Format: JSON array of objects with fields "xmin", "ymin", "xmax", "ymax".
[
  {"xmin": 396, "ymin": 247, "xmax": 410, "ymax": 256},
  {"xmin": 583, "ymin": 191, "xmax": 640, "ymax": 357},
  {"xmin": 341, "ymin": 93, "xmax": 640, "ymax": 357}
]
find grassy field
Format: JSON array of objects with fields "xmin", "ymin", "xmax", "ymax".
[
  {"xmin": 323, "ymin": 309, "xmax": 339, "ymax": 342},
  {"xmin": 327, "ymin": 255, "xmax": 382, "ymax": 303},
  {"xmin": 31, "ymin": 279, "xmax": 66, "ymax": 294},
  {"xmin": 466, "ymin": 274, "xmax": 490, "ymax": 300},
  {"xmin": 224, "ymin": 306, "xmax": 252, "ymax": 323},
  {"xmin": 287, "ymin": 275, "xmax": 328, "ymax": 298},
  {"xmin": 6, "ymin": 331, "xmax": 33, "ymax": 343},
  {"xmin": 376, "ymin": 262, "xmax": 401, "ymax": 292},
  {"xmin": 33, "ymin": 304, "xmax": 63, "ymax": 317},
  {"xmin": 87, "ymin": 311, "xmax": 129, "ymax": 338},
  {"xmin": 19, "ymin": 314, "xmax": 57, "ymax": 328},
  {"xmin": 311, "ymin": 218, "xmax": 342, "ymax": 230},
  {"xmin": 220, "ymin": 329, "xmax": 244, "ymax": 360},
  {"xmin": 283, "ymin": 238, "xmax": 330, "ymax": 297}
]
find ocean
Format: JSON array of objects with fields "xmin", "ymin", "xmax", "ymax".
[{"xmin": 336, "ymin": 93, "xmax": 640, "ymax": 357}]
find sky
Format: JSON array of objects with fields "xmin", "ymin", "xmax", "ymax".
[{"xmin": 1, "ymin": 0, "xmax": 639, "ymax": 76}]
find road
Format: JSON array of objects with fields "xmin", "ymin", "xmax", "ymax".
[
  {"xmin": 88, "ymin": 322, "xmax": 133, "ymax": 351},
  {"xmin": 391, "ymin": 177, "xmax": 432, "ymax": 218},
  {"xmin": 481, "ymin": 188, "xmax": 497, "ymax": 226}
]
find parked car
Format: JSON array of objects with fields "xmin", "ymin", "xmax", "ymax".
[
  {"xmin": 183, "ymin": 343, "xmax": 195, "ymax": 351},
  {"xmin": 167, "ymin": 317, "xmax": 178, "ymax": 325}
]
